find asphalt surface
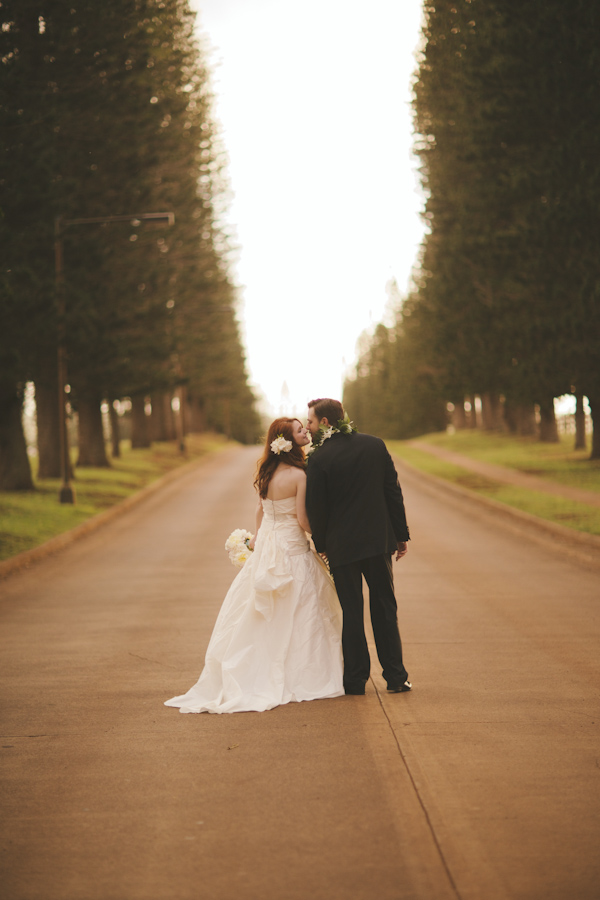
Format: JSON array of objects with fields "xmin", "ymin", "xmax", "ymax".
[{"xmin": 1, "ymin": 445, "xmax": 599, "ymax": 900}]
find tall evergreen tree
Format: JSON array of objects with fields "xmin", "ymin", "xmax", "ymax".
[
  {"xmin": 348, "ymin": 0, "xmax": 600, "ymax": 450},
  {"xmin": 0, "ymin": 0, "xmax": 260, "ymax": 489}
]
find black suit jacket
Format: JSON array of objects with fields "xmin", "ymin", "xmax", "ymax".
[{"xmin": 305, "ymin": 432, "xmax": 410, "ymax": 568}]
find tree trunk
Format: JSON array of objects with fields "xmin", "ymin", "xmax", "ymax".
[
  {"xmin": 109, "ymin": 401, "xmax": 121, "ymax": 458},
  {"xmin": 452, "ymin": 400, "xmax": 468, "ymax": 429},
  {"xmin": 480, "ymin": 392, "xmax": 503, "ymax": 431},
  {"xmin": 173, "ymin": 387, "xmax": 186, "ymax": 453},
  {"xmin": 587, "ymin": 394, "xmax": 600, "ymax": 460},
  {"xmin": 0, "ymin": 382, "xmax": 34, "ymax": 490},
  {"xmin": 151, "ymin": 391, "xmax": 176, "ymax": 441},
  {"xmin": 223, "ymin": 397, "xmax": 232, "ymax": 440},
  {"xmin": 517, "ymin": 404, "xmax": 537, "ymax": 436},
  {"xmin": 504, "ymin": 401, "xmax": 536, "ymax": 436},
  {"xmin": 503, "ymin": 400, "xmax": 517, "ymax": 434},
  {"xmin": 34, "ymin": 377, "xmax": 62, "ymax": 478},
  {"xmin": 186, "ymin": 394, "xmax": 206, "ymax": 433},
  {"xmin": 538, "ymin": 399, "xmax": 559, "ymax": 443},
  {"xmin": 77, "ymin": 395, "xmax": 110, "ymax": 467},
  {"xmin": 467, "ymin": 394, "xmax": 478, "ymax": 428},
  {"xmin": 178, "ymin": 385, "xmax": 188, "ymax": 437},
  {"xmin": 574, "ymin": 394, "xmax": 587, "ymax": 451},
  {"xmin": 130, "ymin": 395, "xmax": 150, "ymax": 448}
]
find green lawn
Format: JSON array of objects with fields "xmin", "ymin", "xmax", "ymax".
[
  {"xmin": 0, "ymin": 433, "xmax": 231, "ymax": 562},
  {"xmin": 389, "ymin": 431, "xmax": 600, "ymax": 537}
]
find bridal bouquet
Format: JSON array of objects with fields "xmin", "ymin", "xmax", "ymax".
[{"xmin": 225, "ymin": 529, "xmax": 254, "ymax": 568}]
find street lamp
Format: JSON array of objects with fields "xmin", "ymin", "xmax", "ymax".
[{"xmin": 54, "ymin": 211, "xmax": 175, "ymax": 503}]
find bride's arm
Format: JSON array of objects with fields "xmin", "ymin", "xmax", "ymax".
[
  {"xmin": 295, "ymin": 473, "xmax": 311, "ymax": 534},
  {"xmin": 248, "ymin": 499, "xmax": 263, "ymax": 550}
]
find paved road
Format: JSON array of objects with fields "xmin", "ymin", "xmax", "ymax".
[{"xmin": 1, "ymin": 446, "xmax": 598, "ymax": 900}]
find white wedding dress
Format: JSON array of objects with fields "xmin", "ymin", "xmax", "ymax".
[{"xmin": 165, "ymin": 496, "xmax": 344, "ymax": 714}]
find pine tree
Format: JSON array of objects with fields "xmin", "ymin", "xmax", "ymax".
[
  {"xmin": 410, "ymin": 0, "xmax": 600, "ymax": 446},
  {"xmin": 0, "ymin": 0, "xmax": 260, "ymax": 489}
]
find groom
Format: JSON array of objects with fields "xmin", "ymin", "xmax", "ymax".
[{"xmin": 305, "ymin": 398, "xmax": 411, "ymax": 695}]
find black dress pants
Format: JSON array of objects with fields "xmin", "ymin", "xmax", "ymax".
[{"xmin": 331, "ymin": 554, "xmax": 408, "ymax": 691}]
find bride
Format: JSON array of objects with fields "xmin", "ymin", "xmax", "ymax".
[{"xmin": 164, "ymin": 417, "xmax": 344, "ymax": 714}]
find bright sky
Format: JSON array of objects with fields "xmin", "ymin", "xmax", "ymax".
[{"xmin": 189, "ymin": 0, "xmax": 426, "ymax": 417}]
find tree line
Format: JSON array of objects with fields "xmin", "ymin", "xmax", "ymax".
[
  {"xmin": 0, "ymin": 0, "xmax": 260, "ymax": 491},
  {"xmin": 344, "ymin": 0, "xmax": 600, "ymax": 459}
]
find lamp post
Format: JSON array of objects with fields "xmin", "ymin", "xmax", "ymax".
[{"xmin": 54, "ymin": 211, "xmax": 175, "ymax": 503}]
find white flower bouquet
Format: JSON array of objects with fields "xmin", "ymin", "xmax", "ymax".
[{"xmin": 225, "ymin": 528, "xmax": 254, "ymax": 568}]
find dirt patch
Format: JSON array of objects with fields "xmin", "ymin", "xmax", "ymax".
[
  {"xmin": 553, "ymin": 512, "xmax": 590, "ymax": 522},
  {"xmin": 455, "ymin": 474, "xmax": 501, "ymax": 493}
]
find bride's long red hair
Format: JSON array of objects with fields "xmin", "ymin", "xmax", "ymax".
[{"xmin": 254, "ymin": 418, "xmax": 306, "ymax": 498}]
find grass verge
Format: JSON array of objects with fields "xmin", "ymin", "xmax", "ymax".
[
  {"xmin": 406, "ymin": 429, "xmax": 600, "ymax": 490},
  {"xmin": 389, "ymin": 432, "xmax": 600, "ymax": 537},
  {"xmin": 0, "ymin": 433, "xmax": 231, "ymax": 561}
]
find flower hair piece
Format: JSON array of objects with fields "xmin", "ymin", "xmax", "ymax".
[{"xmin": 270, "ymin": 434, "xmax": 293, "ymax": 455}]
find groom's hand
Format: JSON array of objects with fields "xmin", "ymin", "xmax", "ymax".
[{"xmin": 395, "ymin": 542, "xmax": 408, "ymax": 561}]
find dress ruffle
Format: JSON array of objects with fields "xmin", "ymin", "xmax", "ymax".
[{"xmin": 253, "ymin": 528, "xmax": 296, "ymax": 620}]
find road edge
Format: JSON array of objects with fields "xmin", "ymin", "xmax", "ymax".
[
  {"xmin": 0, "ymin": 445, "xmax": 237, "ymax": 581},
  {"xmin": 393, "ymin": 454, "xmax": 600, "ymax": 567}
]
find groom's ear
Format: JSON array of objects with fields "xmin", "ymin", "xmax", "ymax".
[{"xmin": 320, "ymin": 417, "xmax": 330, "ymax": 427}]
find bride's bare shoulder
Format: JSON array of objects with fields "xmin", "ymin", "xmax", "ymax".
[
  {"xmin": 276, "ymin": 463, "xmax": 306, "ymax": 483},
  {"xmin": 266, "ymin": 464, "xmax": 306, "ymax": 499}
]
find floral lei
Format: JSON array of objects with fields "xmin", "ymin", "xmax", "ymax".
[{"xmin": 308, "ymin": 413, "xmax": 356, "ymax": 455}]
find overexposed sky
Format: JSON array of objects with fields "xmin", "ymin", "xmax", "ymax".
[{"xmin": 189, "ymin": 0, "xmax": 426, "ymax": 416}]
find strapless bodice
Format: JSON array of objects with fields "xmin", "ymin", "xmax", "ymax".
[
  {"xmin": 261, "ymin": 496, "xmax": 298, "ymax": 522},
  {"xmin": 258, "ymin": 496, "xmax": 309, "ymax": 557}
]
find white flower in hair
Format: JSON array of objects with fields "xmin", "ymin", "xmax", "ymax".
[{"xmin": 270, "ymin": 434, "xmax": 293, "ymax": 455}]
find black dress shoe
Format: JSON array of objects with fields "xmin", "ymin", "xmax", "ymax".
[
  {"xmin": 344, "ymin": 685, "xmax": 366, "ymax": 695},
  {"xmin": 387, "ymin": 681, "xmax": 412, "ymax": 693}
]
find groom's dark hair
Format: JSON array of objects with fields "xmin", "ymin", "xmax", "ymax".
[{"xmin": 308, "ymin": 398, "xmax": 344, "ymax": 425}]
